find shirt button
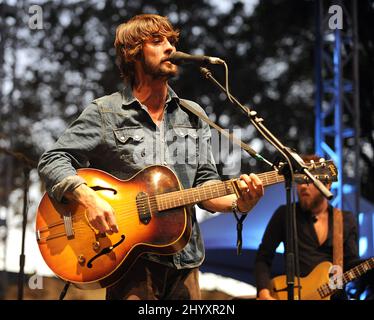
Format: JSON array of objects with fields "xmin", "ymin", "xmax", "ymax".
[{"xmin": 120, "ymin": 136, "xmax": 126, "ymax": 141}]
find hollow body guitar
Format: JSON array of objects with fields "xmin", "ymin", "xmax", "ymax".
[{"xmin": 36, "ymin": 162, "xmax": 336, "ymax": 289}]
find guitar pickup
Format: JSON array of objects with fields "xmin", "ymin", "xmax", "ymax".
[{"xmin": 136, "ymin": 192, "xmax": 152, "ymax": 224}]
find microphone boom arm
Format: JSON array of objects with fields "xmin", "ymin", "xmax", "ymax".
[{"xmin": 199, "ymin": 67, "xmax": 333, "ymax": 200}]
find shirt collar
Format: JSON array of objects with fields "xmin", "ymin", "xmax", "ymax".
[{"xmin": 121, "ymin": 84, "xmax": 180, "ymax": 107}]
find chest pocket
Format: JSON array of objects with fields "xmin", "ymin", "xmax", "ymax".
[
  {"xmin": 171, "ymin": 126, "xmax": 199, "ymax": 165},
  {"xmin": 113, "ymin": 127, "xmax": 146, "ymax": 165}
]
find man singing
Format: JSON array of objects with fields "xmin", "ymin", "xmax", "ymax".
[{"xmin": 38, "ymin": 14, "xmax": 264, "ymax": 300}]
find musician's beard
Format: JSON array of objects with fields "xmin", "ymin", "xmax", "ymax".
[
  {"xmin": 141, "ymin": 56, "xmax": 178, "ymax": 80},
  {"xmin": 299, "ymin": 192, "xmax": 325, "ymax": 213}
]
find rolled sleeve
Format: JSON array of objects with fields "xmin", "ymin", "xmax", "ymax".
[
  {"xmin": 51, "ymin": 175, "xmax": 87, "ymax": 202},
  {"xmin": 38, "ymin": 103, "xmax": 103, "ymax": 200}
]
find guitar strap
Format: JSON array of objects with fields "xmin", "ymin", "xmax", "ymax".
[
  {"xmin": 178, "ymin": 99, "xmax": 259, "ymax": 158},
  {"xmin": 179, "ymin": 99, "xmax": 253, "ymax": 255},
  {"xmin": 333, "ymin": 208, "xmax": 343, "ymax": 270}
]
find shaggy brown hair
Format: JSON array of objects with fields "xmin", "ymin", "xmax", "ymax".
[{"xmin": 114, "ymin": 14, "xmax": 179, "ymax": 85}]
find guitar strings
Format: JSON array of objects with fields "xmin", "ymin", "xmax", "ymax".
[
  {"xmin": 40, "ymin": 171, "xmax": 286, "ymax": 233},
  {"xmin": 41, "ymin": 196, "xmax": 184, "ymax": 235},
  {"xmin": 42, "ymin": 180, "xmax": 232, "ymax": 228},
  {"xmin": 40, "ymin": 168, "xmax": 330, "ymax": 240},
  {"xmin": 39, "ymin": 162, "xmax": 330, "ymax": 233}
]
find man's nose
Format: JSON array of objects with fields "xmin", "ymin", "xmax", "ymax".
[{"xmin": 164, "ymin": 39, "xmax": 175, "ymax": 54}]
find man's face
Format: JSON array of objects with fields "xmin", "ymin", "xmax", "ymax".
[
  {"xmin": 137, "ymin": 35, "xmax": 178, "ymax": 79},
  {"xmin": 297, "ymin": 182, "xmax": 328, "ymax": 212}
]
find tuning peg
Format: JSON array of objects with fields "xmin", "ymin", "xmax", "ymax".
[
  {"xmin": 319, "ymin": 158, "xmax": 326, "ymax": 167},
  {"xmin": 309, "ymin": 160, "xmax": 316, "ymax": 169}
]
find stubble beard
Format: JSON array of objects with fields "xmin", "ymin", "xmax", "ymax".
[
  {"xmin": 299, "ymin": 192, "xmax": 325, "ymax": 213},
  {"xmin": 142, "ymin": 57, "xmax": 178, "ymax": 80}
]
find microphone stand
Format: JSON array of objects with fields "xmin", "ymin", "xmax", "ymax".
[
  {"xmin": 199, "ymin": 67, "xmax": 333, "ymax": 300},
  {"xmin": 18, "ymin": 166, "xmax": 30, "ymax": 300},
  {"xmin": 0, "ymin": 147, "xmax": 37, "ymax": 300}
]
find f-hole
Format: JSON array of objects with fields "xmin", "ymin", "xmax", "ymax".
[
  {"xmin": 90, "ymin": 186, "xmax": 117, "ymax": 194},
  {"xmin": 87, "ymin": 235, "xmax": 125, "ymax": 268}
]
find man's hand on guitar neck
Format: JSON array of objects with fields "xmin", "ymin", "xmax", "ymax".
[
  {"xmin": 201, "ymin": 173, "xmax": 264, "ymax": 213},
  {"xmin": 257, "ymin": 289, "xmax": 276, "ymax": 300},
  {"xmin": 65, "ymin": 184, "xmax": 119, "ymax": 235},
  {"xmin": 236, "ymin": 173, "xmax": 264, "ymax": 213}
]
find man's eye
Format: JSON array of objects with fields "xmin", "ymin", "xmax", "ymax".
[{"xmin": 152, "ymin": 38, "xmax": 162, "ymax": 43}]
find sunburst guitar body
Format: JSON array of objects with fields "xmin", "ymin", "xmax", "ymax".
[{"xmin": 36, "ymin": 161, "xmax": 337, "ymax": 289}]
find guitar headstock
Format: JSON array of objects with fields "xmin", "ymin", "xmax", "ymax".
[{"xmin": 294, "ymin": 160, "xmax": 338, "ymax": 184}]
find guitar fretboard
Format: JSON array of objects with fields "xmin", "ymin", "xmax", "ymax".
[
  {"xmin": 342, "ymin": 258, "xmax": 374, "ymax": 284},
  {"xmin": 318, "ymin": 257, "xmax": 374, "ymax": 298},
  {"xmin": 155, "ymin": 170, "xmax": 285, "ymax": 211}
]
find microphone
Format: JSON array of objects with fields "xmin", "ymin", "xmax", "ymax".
[{"xmin": 168, "ymin": 51, "xmax": 225, "ymax": 65}]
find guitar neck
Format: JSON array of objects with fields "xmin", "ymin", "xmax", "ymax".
[
  {"xmin": 319, "ymin": 257, "xmax": 374, "ymax": 298},
  {"xmin": 156, "ymin": 170, "xmax": 284, "ymax": 211},
  {"xmin": 342, "ymin": 258, "xmax": 374, "ymax": 285}
]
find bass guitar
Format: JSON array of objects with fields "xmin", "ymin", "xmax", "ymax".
[{"xmin": 271, "ymin": 258, "xmax": 374, "ymax": 300}]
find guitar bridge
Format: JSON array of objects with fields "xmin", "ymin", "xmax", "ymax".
[{"xmin": 63, "ymin": 212, "xmax": 74, "ymax": 238}]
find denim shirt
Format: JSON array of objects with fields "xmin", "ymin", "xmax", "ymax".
[{"xmin": 38, "ymin": 85, "xmax": 221, "ymax": 269}]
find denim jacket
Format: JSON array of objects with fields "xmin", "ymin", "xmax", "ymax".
[{"xmin": 38, "ymin": 85, "xmax": 221, "ymax": 269}]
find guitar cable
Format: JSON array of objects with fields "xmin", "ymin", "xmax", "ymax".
[{"xmin": 59, "ymin": 281, "xmax": 71, "ymax": 300}]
